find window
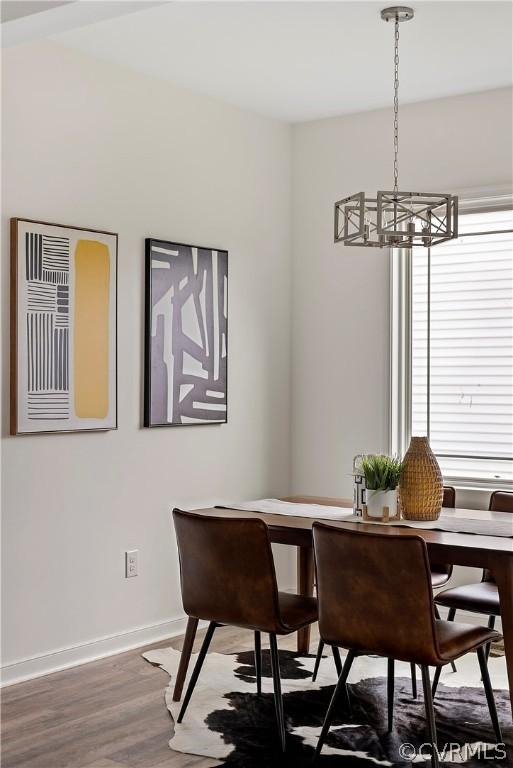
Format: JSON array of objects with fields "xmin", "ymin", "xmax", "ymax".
[{"xmin": 391, "ymin": 198, "xmax": 513, "ymax": 487}]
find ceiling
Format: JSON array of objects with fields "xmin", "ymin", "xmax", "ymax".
[
  {"xmin": 1, "ymin": 2, "xmax": 166, "ymax": 46},
  {"xmin": 16, "ymin": 1, "xmax": 513, "ymax": 122},
  {"xmin": 1, "ymin": 2, "xmax": 73, "ymax": 24}
]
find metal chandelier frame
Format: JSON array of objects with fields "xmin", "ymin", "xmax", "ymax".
[{"xmin": 334, "ymin": 6, "xmax": 458, "ymax": 249}]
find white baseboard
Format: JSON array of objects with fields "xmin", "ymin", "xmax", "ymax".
[
  {"xmin": 1, "ymin": 614, "xmax": 204, "ymax": 688},
  {"xmin": 2, "ymin": 606, "xmax": 500, "ymax": 689}
]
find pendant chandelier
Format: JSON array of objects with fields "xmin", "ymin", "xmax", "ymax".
[{"xmin": 334, "ymin": 6, "xmax": 458, "ymax": 249}]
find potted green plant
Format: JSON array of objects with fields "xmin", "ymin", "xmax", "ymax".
[{"xmin": 361, "ymin": 454, "xmax": 403, "ymax": 519}]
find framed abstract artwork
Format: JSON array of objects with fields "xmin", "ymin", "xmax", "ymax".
[
  {"xmin": 144, "ymin": 238, "xmax": 228, "ymax": 427},
  {"xmin": 10, "ymin": 218, "xmax": 118, "ymax": 435}
]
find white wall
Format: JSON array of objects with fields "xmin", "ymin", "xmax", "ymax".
[
  {"xmin": 1, "ymin": 42, "xmax": 294, "ymax": 682},
  {"xmin": 290, "ymin": 88, "xmax": 513, "ymax": 498},
  {"xmin": 2, "ymin": 42, "xmax": 511, "ymax": 684}
]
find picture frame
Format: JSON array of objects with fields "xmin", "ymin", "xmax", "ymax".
[
  {"xmin": 10, "ymin": 218, "xmax": 118, "ymax": 435},
  {"xmin": 144, "ymin": 238, "xmax": 228, "ymax": 427}
]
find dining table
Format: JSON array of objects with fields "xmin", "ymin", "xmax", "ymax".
[{"xmin": 171, "ymin": 495, "xmax": 513, "ymax": 721}]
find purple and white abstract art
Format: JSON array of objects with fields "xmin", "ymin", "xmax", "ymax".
[{"xmin": 144, "ymin": 239, "xmax": 228, "ymax": 427}]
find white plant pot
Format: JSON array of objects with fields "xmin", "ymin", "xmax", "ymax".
[{"xmin": 365, "ymin": 489, "xmax": 398, "ymax": 519}]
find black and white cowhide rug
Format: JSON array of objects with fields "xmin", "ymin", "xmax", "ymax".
[{"xmin": 143, "ymin": 643, "xmax": 512, "ymax": 766}]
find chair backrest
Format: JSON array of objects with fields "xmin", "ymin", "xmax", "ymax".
[
  {"xmin": 313, "ymin": 523, "xmax": 441, "ymax": 666},
  {"xmin": 483, "ymin": 491, "xmax": 513, "ymax": 582},
  {"xmin": 442, "ymin": 485, "xmax": 456, "ymax": 508},
  {"xmin": 489, "ymin": 490, "xmax": 513, "ymax": 514},
  {"xmin": 173, "ymin": 509, "xmax": 281, "ymax": 632}
]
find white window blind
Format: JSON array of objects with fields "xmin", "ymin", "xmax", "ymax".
[{"xmin": 411, "ymin": 207, "xmax": 513, "ymax": 484}]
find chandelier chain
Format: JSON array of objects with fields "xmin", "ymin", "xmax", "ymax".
[{"xmin": 393, "ymin": 17, "xmax": 399, "ymax": 194}]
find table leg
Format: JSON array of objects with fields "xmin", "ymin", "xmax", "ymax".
[
  {"xmin": 494, "ymin": 559, "xmax": 513, "ymax": 722},
  {"xmin": 297, "ymin": 545, "xmax": 315, "ymax": 654},
  {"xmin": 172, "ymin": 616, "xmax": 199, "ymax": 702}
]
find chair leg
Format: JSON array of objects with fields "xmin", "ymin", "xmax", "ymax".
[
  {"xmin": 177, "ymin": 621, "xmax": 217, "ymax": 723},
  {"xmin": 332, "ymin": 645, "xmax": 352, "ymax": 715},
  {"xmin": 421, "ymin": 665, "xmax": 440, "ymax": 768},
  {"xmin": 313, "ymin": 641, "xmax": 352, "ymax": 714},
  {"xmin": 447, "ymin": 608, "xmax": 458, "ymax": 672},
  {"xmin": 431, "ymin": 665, "xmax": 443, "ymax": 698},
  {"xmin": 410, "ymin": 662, "xmax": 417, "ymax": 699},
  {"xmin": 312, "ymin": 640, "xmax": 324, "ymax": 682},
  {"xmin": 477, "ymin": 645, "xmax": 503, "ymax": 744},
  {"xmin": 387, "ymin": 658, "xmax": 395, "ymax": 732},
  {"xmin": 332, "ymin": 645, "xmax": 342, "ymax": 676},
  {"xmin": 173, "ymin": 616, "xmax": 199, "ymax": 702},
  {"xmin": 313, "ymin": 649, "xmax": 356, "ymax": 764},
  {"xmin": 269, "ymin": 634, "xmax": 286, "ymax": 752},
  {"xmin": 254, "ymin": 631, "xmax": 262, "ymax": 696},
  {"xmin": 485, "ymin": 616, "xmax": 496, "ymax": 664}
]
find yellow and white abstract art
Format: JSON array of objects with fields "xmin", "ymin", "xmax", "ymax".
[{"xmin": 11, "ymin": 219, "xmax": 117, "ymax": 434}]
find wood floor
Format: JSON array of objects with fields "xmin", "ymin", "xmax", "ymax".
[{"xmin": 2, "ymin": 625, "xmax": 309, "ymax": 768}]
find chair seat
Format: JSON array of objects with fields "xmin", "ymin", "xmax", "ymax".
[
  {"xmin": 430, "ymin": 570, "xmax": 452, "ymax": 588},
  {"xmin": 436, "ymin": 619, "xmax": 500, "ymax": 662},
  {"xmin": 278, "ymin": 592, "xmax": 318, "ymax": 633},
  {"xmin": 435, "ymin": 581, "xmax": 500, "ymax": 616}
]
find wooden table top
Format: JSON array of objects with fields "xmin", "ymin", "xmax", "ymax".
[{"xmin": 188, "ymin": 495, "xmax": 513, "ymax": 558}]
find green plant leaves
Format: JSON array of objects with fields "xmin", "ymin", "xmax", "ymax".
[{"xmin": 361, "ymin": 454, "xmax": 403, "ymax": 491}]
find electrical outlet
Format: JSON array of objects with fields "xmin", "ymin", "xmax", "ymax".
[{"xmin": 125, "ymin": 550, "xmax": 138, "ymax": 578}]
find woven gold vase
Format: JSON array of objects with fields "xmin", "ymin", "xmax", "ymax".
[{"xmin": 399, "ymin": 436, "xmax": 443, "ymax": 521}]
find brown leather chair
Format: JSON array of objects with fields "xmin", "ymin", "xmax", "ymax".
[
  {"xmin": 312, "ymin": 485, "xmax": 457, "ymax": 691},
  {"xmin": 172, "ymin": 509, "xmax": 318, "ymax": 751},
  {"xmin": 433, "ymin": 489, "xmax": 513, "ymax": 692},
  {"xmin": 312, "ymin": 523, "xmax": 502, "ymax": 767}
]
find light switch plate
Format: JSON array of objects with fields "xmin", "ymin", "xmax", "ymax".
[{"xmin": 125, "ymin": 550, "xmax": 138, "ymax": 578}]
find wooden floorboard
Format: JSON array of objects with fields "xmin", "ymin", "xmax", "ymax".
[{"xmin": 1, "ymin": 625, "xmax": 308, "ymax": 768}]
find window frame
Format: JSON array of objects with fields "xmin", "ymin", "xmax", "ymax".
[{"xmin": 389, "ymin": 187, "xmax": 513, "ymax": 490}]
